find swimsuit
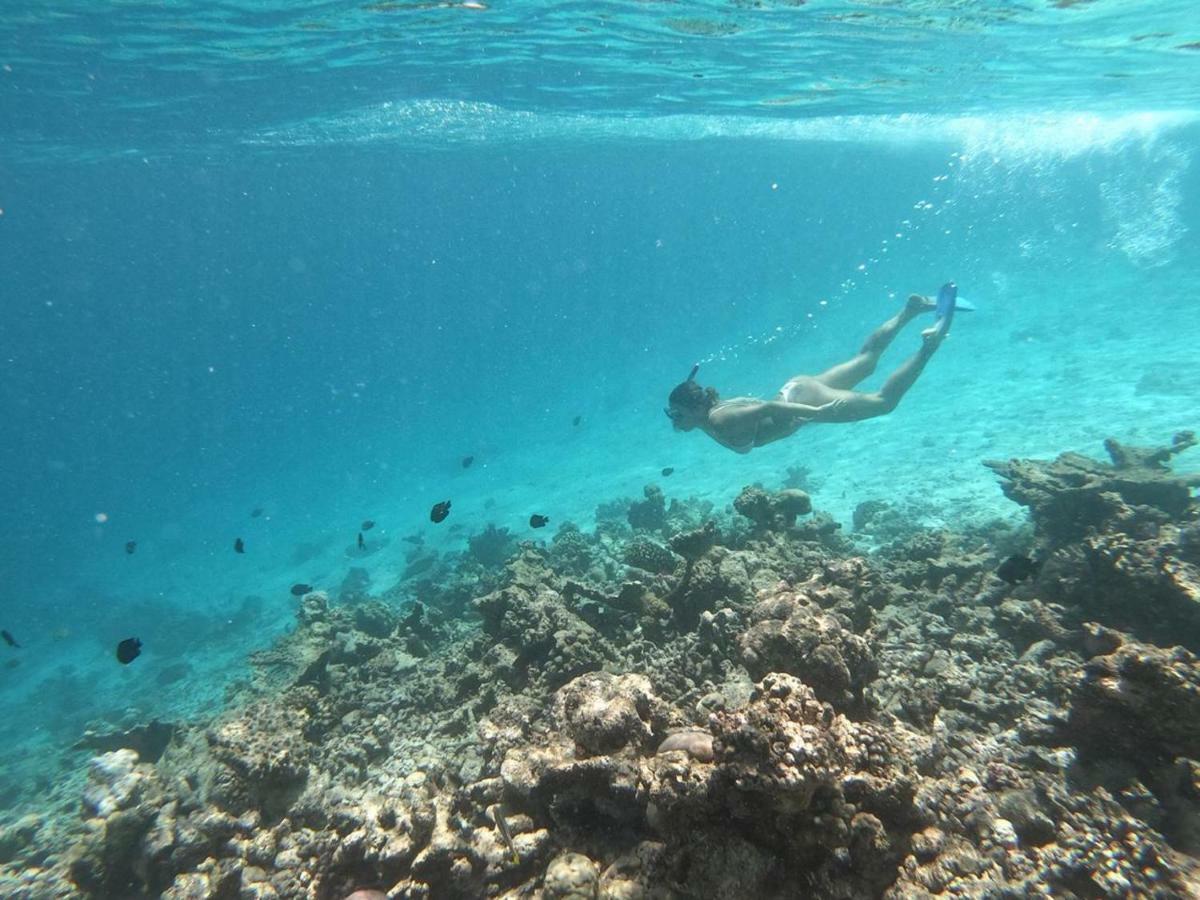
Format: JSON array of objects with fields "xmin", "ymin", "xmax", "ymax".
[{"xmin": 777, "ymin": 375, "xmax": 820, "ymax": 404}]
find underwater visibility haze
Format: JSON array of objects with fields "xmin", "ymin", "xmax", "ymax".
[{"xmin": 2, "ymin": 1, "xmax": 1200, "ymax": 897}]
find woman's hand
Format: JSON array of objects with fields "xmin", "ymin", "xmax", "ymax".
[{"xmin": 812, "ymin": 398, "xmax": 848, "ymax": 421}]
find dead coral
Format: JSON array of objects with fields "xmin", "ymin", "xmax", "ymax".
[
  {"xmin": 984, "ymin": 432, "xmax": 1200, "ymax": 544},
  {"xmin": 739, "ymin": 578, "xmax": 879, "ymax": 711},
  {"xmin": 627, "ymin": 485, "xmax": 668, "ymax": 533},
  {"xmin": 734, "ymin": 485, "xmax": 813, "ymax": 530},
  {"xmin": 468, "ymin": 524, "xmax": 519, "ymax": 569}
]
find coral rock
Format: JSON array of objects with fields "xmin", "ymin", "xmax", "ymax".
[
  {"xmin": 82, "ymin": 750, "xmax": 152, "ymax": 819},
  {"xmin": 1067, "ymin": 639, "xmax": 1200, "ymax": 761},
  {"xmin": 543, "ymin": 851, "xmax": 600, "ymax": 899},
  {"xmin": 552, "ymin": 673, "xmax": 664, "ymax": 757},
  {"xmin": 739, "ymin": 580, "xmax": 878, "ymax": 709},
  {"xmin": 734, "ymin": 486, "xmax": 813, "ymax": 530},
  {"xmin": 627, "ymin": 485, "xmax": 668, "ymax": 533}
]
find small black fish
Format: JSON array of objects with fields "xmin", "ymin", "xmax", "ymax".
[
  {"xmin": 125, "ymin": 540, "xmax": 137, "ymax": 555},
  {"xmin": 997, "ymin": 554, "xmax": 1040, "ymax": 584},
  {"xmin": 357, "ymin": 532, "xmax": 365, "ymax": 550},
  {"xmin": 116, "ymin": 637, "xmax": 142, "ymax": 664},
  {"xmin": 1, "ymin": 630, "xmax": 19, "ymax": 649},
  {"xmin": 403, "ymin": 534, "xmax": 424, "ymax": 545},
  {"xmin": 529, "ymin": 514, "xmax": 549, "ymax": 529},
  {"xmin": 430, "ymin": 501, "xmax": 451, "ymax": 524},
  {"xmin": 234, "ymin": 538, "xmax": 245, "ymax": 554},
  {"xmin": 290, "ymin": 583, "xmax": 314, "ymax": 597},
  {"xmin": 572, "ymin": 415, "xmax": 582, "ymax": 426},
  {"xmin": 250, "ymin": 508, "xmax": 264, "ymax": 518},
  {"xmin": 462, "ymin": 455, "xmax": 474, "ymax": 469},
  {"xmin": 661, "ymin": 467, "xmax": 675, "ymax": 477},
  {"xmin": 361, "ymin": 519, "xmax": 375, "ymax": 531}
]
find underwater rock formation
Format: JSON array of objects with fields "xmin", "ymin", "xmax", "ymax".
[
  {"xmin": 468, "ymin": 523, "xmax": 519, "ymax": 569},
  {"xmin": 739, "ymin": 577, "xmax": 879, "ymax": 710},
  {"xmin": 984, "ymin": 431, "xmax": 1199, "ymax": 544},
  {"xmin": 627, "ymin": 484, "xmax": 668, "ymax": 533},
  {"xmin": 989, "ymin": 434, "xmax": 1200, "ymax": 648},
  {"xmin": 7, "ymin": 434, "xmax": 1200, "ymax": 898},
  {"xmin": 1067, "ymin": 635, "xmax": 1200, "ymax": 762},
  {"xmin": 475, "ymin": 549, "xmax": 617, "ymax": 691},
  {"xmin": 734, "ymin": 485, "xmax": 813, "ymax": 530}
]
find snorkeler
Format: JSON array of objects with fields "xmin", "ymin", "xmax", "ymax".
[{"xmin": 665, "ymin": 284, "xmax": 960, "ymax": 454}]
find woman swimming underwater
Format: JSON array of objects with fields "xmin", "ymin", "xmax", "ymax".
[{"xmin": 665, "ymin": 284, "xmax": 963, "ymax": 454}]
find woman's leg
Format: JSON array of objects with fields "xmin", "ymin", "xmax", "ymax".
[
  {"xmin": 812, "ymin": 328, "xmax": 945, "ymax": 422},
  {"xmin": 814, "ymin": 294, "xmax": 931, "ymax": 390}
]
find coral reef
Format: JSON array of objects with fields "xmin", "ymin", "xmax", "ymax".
[
  {"xmin": 734, "ymin": 485, "xmax": 813, "ymax": 530},
  {"xmin": 4, "ymin": 434, "xmax": 1200, "ymax": 898},
  {"xmin": 984, "ymin": 430, "xmax": 1199, "ymax": 543},
  {"xmin": 739, "ymin": 574, "xmax": 879, "ymax": 710},
  {"xmin": 627, "ymin": 484, "xmax": 668, "ymax": 533},
  {"xmin": 468, "ymin": 523, "xmax": 519, "ymax": 569},
  {"xmin": 988, "ymin": 431, "xmax": 1200, "ymax": 647}
]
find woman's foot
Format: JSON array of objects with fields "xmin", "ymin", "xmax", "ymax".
[
  {"xmin": 921, "ymin": 323, "xmax": 947, "ymax": 346},
  {"xmin": 905, "ymin": 293, "xmax": 937, "ymax": 316},
  {"xmin": 924, "ymin": 282, "xmax": 958, "ymax": 343}
]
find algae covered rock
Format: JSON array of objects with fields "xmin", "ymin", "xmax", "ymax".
[
  {"xmin": 69, "ymin": 750, "xmax": 170, "ymax": 896},
  {"xmin": 984, "ymin": 432, "xmax": 1200, "ymax": 544},
  {"xmin": 739, "ymin": 585, "xmax": 878, "ymax": 710},
  {"xmin": 205, "ymin": 703, "xmax": 311, "ymax": 821},
  {"xmin": 551, "ymin": 672, "xmax": 667, "ymax": 757},
  {"xmin": 1066, "ymin": 638, "xmax": 1200, "ymax": 761},
  {"xmin": 628, "ymin": 484, "xmax": 668, "ymax": 533},
  {"xmin": 643, "ymin": 673, "xmax": 921, "ymax": 897},
  {"xmin": 734, "ymin": 485, "xmax": 813, "ymax": 530},
  {"xmin": 475, "ymin": 580, "xmax": 616, "ymax": 690},
  {"xmin": 542, "ymin": 851, "xmax": 600, "ymax": 899},
  {"xmin": 668, "ymin": 519, "xmax": 719, "ymax": 561}
]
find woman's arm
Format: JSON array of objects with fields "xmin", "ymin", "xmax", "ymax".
[
  {"xmin": 710, "ymin": 399, "xmax": 828, "ymax": 431},
  {"xmin": 764, "ymin": 400, "xmax": 832, "ymax": 421}
]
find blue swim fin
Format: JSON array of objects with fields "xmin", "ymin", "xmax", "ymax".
[{"xmin": 933, "ymin": 282, "xmax": 957, "ymax": 336}]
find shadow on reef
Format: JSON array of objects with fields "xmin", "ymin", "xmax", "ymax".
[{"xmin": 3, "ymin": 434, "xmax": 1200, "ymax": 897}]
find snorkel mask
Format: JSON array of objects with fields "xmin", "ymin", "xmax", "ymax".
[{"xmin": 664, "ymin": 363, "xmax": 701, "ymax": 421}]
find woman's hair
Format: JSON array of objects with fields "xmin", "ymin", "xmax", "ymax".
[{"xmin": 668, "ymin": 379, "xmax": 718, "ymax": 412}]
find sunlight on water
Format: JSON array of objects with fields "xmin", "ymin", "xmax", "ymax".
[
  {"xmin": 1098, "ymin": 141, "xmax": 1190, "ymax": 268},
  {"xmin": 250, "ymin": 101, "xmax": 1199, "ymax": 153},
  {"xmin": 686, "ymin": 107, "xmax": 1196, "ymax": 364},
  {"xmin": 946, "ymin": 110, "xmax": 1198, "ymax": 161}
]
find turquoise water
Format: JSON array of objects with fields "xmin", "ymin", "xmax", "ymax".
[{"xmin": 1, "ymin": 1, "xmax": 1199, "ymax": 808}]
